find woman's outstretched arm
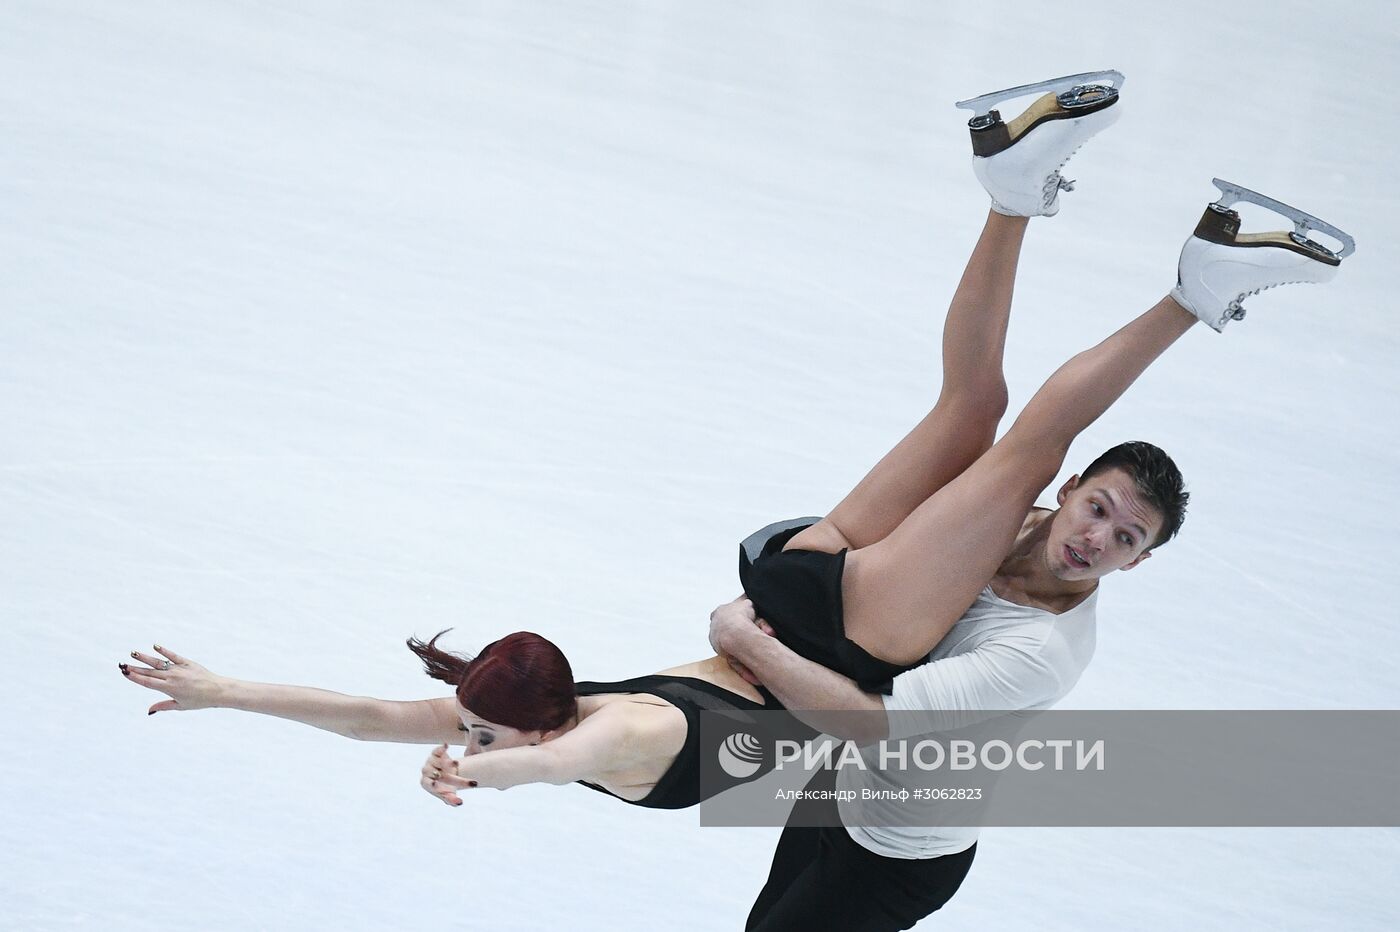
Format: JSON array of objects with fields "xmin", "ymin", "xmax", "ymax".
[
  {"xmin": 422, "ymin": 704, "xmax": 649, "ymax": 804},
  {"xmin": 120, "ymin": 644, "xmax": 461, "ymax": 745},
  {"xmin": 420, "ymin": 742, "xmax": 585, "ymax": 805}
]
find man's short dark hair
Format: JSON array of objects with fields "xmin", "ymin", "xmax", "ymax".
[{"xmin": 1080, "ymin": 441, "xmax": 1188, "ymax": 551}]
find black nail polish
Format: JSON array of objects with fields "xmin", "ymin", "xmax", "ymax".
[
  {"xmin": 119, "ymin": 663, "xmax": 130, "ymax": 675},
  {"xmin": 467, "ymin": 780, "xmax": 478, "ymax": 788},
  {"xmin": 148, "ymin": 710, "xmax": 156, "ymax": 715}
]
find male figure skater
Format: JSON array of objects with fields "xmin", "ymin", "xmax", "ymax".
[{"xmin": 709, "ymin": 70, "xmax": 1353, "ymax": 931}]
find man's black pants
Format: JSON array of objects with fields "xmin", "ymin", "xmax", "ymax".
[{"xmin": 746, "ymin": 769, "xmax": 976, "ymax": 931}]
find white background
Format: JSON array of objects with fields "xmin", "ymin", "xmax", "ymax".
[{"xmin": 4, "ymin": 1, "xmax": 1397, "ymax": 929}]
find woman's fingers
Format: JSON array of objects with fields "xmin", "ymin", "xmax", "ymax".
[
  {"xmin": 427, "ymin": 780, "xmax": 462, "ymax": 806},
  {"xmin": 147, "ymin": 700, "xmax": 179, "ymax": 715},
  {"xmin": 422, "ymin": 754, "xmax": 449, "ymax": 782},
  {"xmin": 421, "ymin": 748, "xmax": 471, "ymax": 804},
  {"xmin": 431, "ymin": 778, "xmax": 465, "ymax": 804},
  {"xmin": 435, "ymin": 772, "xmax": 477, "ymax": 789},
  {"xmin": 152, "ymin": 645, "xmax": 188, "ymax": 666},
  {"xmin": 422, "ymin": 757, "xmax": 460, "ymax": 781},
  {"xmin": 420, "ymin": 772, "xmax": 449, "ymax": 801},
  {"xmin": 129, "ymin": 650, "xmax": 171, "ymax": 673},
  {"xmin": 122, "ymin": 666, "xmax": 168, "ymax": 690},
  {"xmin": 421, "ymin": 769, "xmax": 464, "ymax": 806},
  {"xmin": 424, "ymin": 747, "xmax": 454, "ymax": 774}
]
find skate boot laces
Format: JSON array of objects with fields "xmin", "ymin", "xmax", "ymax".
[
  {"xmin": 1043, "ymin": 172, "xmax": 1075, "ymax": 209},
  {"xmin": 1039, "ymin": 137, "xmax": 1086, "ymax": 211},
  {"xmin": 1225, "ymin": 277, "xmax": 1319, "ymax": 323}
]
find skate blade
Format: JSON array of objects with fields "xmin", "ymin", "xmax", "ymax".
[
  {"xmin": 954, "ymin": 70, "xmax": 1125, "ymax": 117},
  {"xmin": 1209, "ymin": 178, "xmax": 1356, "ymax": 260}
]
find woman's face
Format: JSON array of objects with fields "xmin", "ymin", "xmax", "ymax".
[{"xmin": 456, "ymin": 705, "xmax": 543, "ymax": 755}]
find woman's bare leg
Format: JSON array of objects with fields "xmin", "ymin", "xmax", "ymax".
[
  {"xmin": 843, "ymin": 296, "xmax": 1197, "ymax": 663},
  {"xmin": 789, "ymin": 210, "xmax": 1028, "ymax": 554}
]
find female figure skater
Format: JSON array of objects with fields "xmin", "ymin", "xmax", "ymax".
[
  {"xmin": 121, "ymin": 635, "xmax": 778, "ymax": 809},
  {"xmin": 120, "ymin": 71, "xmax": 1352, "ymax": 812}
]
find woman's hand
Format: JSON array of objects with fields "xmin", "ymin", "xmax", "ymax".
[
  {"xmin": 118, "ymin": 645, "xmax": 228, "ymax": 715},
  {"xmin": 421, "ymin": 743, "xmax": 469, "ymax": 806}
]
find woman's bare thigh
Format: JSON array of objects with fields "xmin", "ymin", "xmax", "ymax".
[{"xmin": 839, "ymin": 440, "xmax": 1053, "ymax": 664}]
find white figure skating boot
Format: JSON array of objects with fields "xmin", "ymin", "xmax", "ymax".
[
  {"xmin": 1172, "ymin": 179, "xmax": 1357, "ymax": 331},
  {"xmin": 956, "ymin": 70, "xmax": 1125, "ymax": 217}
]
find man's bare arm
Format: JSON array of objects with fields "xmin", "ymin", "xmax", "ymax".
[{"xmin": 709, "ymin": 598, "xmax": 888, "ymax": 744}]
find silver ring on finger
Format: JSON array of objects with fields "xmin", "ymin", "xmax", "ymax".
[{"xmin": 160, "ymin": 660, "xmax": 173, "ymax": 670}]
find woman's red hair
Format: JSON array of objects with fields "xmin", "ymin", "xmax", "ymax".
[{"xmin": 406, "ymin": 630, "xmax": 577, "ymax": 732}]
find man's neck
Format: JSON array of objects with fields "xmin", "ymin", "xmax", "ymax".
[{"xmin": 992, "ymin": 509, "xmax": 1098, "ymax": 613}]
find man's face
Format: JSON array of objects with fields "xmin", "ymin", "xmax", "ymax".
[{"xmin": 1046, "ymin": 467, "xmax": 1164, "ymax": 581}]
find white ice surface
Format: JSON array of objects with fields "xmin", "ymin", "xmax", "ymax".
[{"xmin": 4, "ymin": 1, "xmax": 1399, "ymax": 929}]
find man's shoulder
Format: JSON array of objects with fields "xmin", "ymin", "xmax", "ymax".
[{"xmin": 977, "ymin": 595, "xmax": 1096, "ymax": 673}]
